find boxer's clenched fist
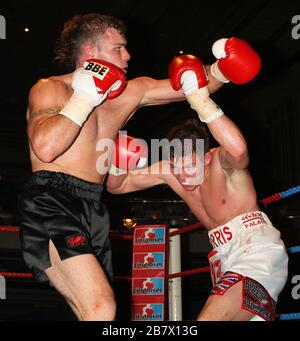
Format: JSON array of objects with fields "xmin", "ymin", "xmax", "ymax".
[
  {"xmin": 109, "ymin": 134, "xmax": 148, "ymax": 176},
  {"xmin": 59, "ymin": 59, "xmax": 126, "ymax": 127},
  {"xmin": 210, "ymin": 37, "xmax": 261, "ymax": 84},
  {"xmin": 168, "ymin": 54, "xmax": 208, "ymax": 94},
  {"xmin": 169, "ymin": 54, "xmax": 223, "ymax": 123}
]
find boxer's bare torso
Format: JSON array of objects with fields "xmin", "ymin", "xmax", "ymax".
[
  {"xmin": 164, "ymin": 149, "xmax": 259, "ymax": 230},
  {"xmin": 28, "ymin": 74, "xmax": 148, "ymax": 184}
]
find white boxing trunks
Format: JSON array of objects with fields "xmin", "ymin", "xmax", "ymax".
[{"xmin": 207, "ymin": 211, "xmax": 288, "ymax": 321}]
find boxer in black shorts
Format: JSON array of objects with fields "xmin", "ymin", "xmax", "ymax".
[
  {"xmin": 18, "ymin": 171, "xmax": 112, "ymax": 283},
  {"xmin": 19, "ymin": 12, "xmax": 221, "ymax": 320}
]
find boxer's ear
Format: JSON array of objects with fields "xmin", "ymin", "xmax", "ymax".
[
  {"xmin": 82, "ymin": 44, "xmax": 97, "ymax": 60},
  {"xmin": 204, "ymin": 151, "xmax": 212, "ymax": 166}
]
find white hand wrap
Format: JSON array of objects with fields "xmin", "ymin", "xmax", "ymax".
[
  {"xmin": 210, "ymin": 62, "xmax": 229, "ymax": 83},
  {"xmin": 210, "ymin": 38, "xmax": 230, "ymax": 83},
  {"xmin": 108, "ymin": 163, "xmax": 127, "ymax": 176},
  {"xmin": 186, "ymin": 87, "xmax": 224, "ymax": 123},
  {"xmin": 59, "ymin": 93, "xmax": 99, "ymax": 127}
]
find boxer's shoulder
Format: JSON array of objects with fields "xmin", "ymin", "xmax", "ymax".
[
  {"xmin": 49, "ymin": 73, "xmax": 72, "ymax": 86},
  {"xmin": 31, "ymin": 73, "xmax": 71, "ymax": 93},
  {"xmin": 29, "ymin": 74, "xmax": 72, "ymax": 105}
]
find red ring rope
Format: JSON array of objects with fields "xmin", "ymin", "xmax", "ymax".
[
  {"xmin": 109, "ymin": 233, "xmax": 133, "ymax": 240},
  {"xmin": 0, "ymin": 272, "xmax": 33, "ymax": 278},
  {"xmin": 0, "ymin": 271, "xmax": 132, "ymax": 282},
  {"xmin": 167, "ymin": 266, "xmax": 210, "ymax": 279},
  {"xmin": 168, "ymin": 222, "xmax": 203, "ymax": 237},
  {"xmin": 0, "ymin": 226, "xmax": 20, "ymax": 233}
]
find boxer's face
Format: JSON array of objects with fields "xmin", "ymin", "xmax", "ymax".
[
  {"xmin": 94, "ymin": 27, "xmax": 130, "ymax": 73},
  {"xmin": 170, "ymin": 152, "xmax": 205, "ymax": 191}
]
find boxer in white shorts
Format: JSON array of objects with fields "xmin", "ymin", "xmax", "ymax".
[
  {"xmin": 208, "ymin": 211, "xmax": 288, "ymax": 321},
  {"xmin": 107, "ymin": 47, "xmax": 289, "ymax": 320}
]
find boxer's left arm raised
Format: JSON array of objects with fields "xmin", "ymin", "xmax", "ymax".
[
  {"xmin": 169, "ymin": 54, "xmax": 249, "ymax": 171},
  {"xmin": 207, "ymin": 116, "xmax": 249, "ymax": 170}
]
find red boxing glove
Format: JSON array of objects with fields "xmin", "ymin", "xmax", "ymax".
[
  {"xmin": 83, "ymin": 59, "xmax": 126, "ymax": 99},
  {"xmin": 169, "ymin": 54, "xmax": 223, "ymax": 123},
  {"xmin": 110, "ymin": 134, "xmax": 148, "ymax": 175},
  {"xmin": 59, "ymin": 59, "xmax": 126, "ymax": 127},
  {"xmin": 211, "ymin": 37, "xmax": 261, "ymax": 84},
  {"xmin": 168, "ymin": 54, "xmax": 208, "ymax": 94}
]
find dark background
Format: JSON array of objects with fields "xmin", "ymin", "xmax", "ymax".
[{"xmin": 0, "ymin": 0, "xmax": 300, "ymax": 321}]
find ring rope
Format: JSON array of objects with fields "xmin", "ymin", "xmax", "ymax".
[
  {"xmin": 288, "ymin": 245, "xmax": 300, "ymax": 254},
  {"xmin": 111, "ymin": 275, "xmax": 132, "ymax": 282},
  {"xmin": 278, "ymin": 312, "xmax": 300, "ymax": 320},
  {"xmin": 0, "ymin": 272, "xmax": 33, "ymax": 278},
  {"xmin": 108, "ymin": 233, "xmax": 133, "ymax": 240},
  {"xmin": 0, "ymin": 271, "xmax": 132, "ymax": 282},
  {"xmin": 259, "ymin": 185, "xmax": 300, "ymax": 205},
  {"xmin": 167, "ymin": 265, "xmax": 210, "ymax": 279},
  {"xmin": 168, "ymin": 222, "xmax": 203, "ymax": 237},
  {"xmin": 0, "ymin": 226, "xmax": 20, "ymax": 233}
]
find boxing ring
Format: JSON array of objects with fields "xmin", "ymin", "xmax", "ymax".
[{"xmin": 0, "ymin": 185, "xmax": 300, "ymax": 320}]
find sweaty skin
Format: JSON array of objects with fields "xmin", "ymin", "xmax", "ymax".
[{"xmin": 165, "ymin": 149, "xmax": 258, "ymax": 230}]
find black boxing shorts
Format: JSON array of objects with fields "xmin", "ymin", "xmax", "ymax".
[{"xmin": 17, "ymin": 171, "xmax": 112, "ymax": 283}]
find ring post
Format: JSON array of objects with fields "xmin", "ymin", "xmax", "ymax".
[{"xmin": 168, "ymin": 228, "xmax": 182, "ymax": 321}]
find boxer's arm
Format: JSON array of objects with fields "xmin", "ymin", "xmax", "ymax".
[
  {"xmin": 205, "ymin": 65, "xmax": 224, "ymax": 93},
  {"xmin": 139, "ymin": 66, "xmax": 223, "ymax": 107},
  {"xmin": 207, "ymin": 115, "xmax": 249, "ymax": 170},
  {"xmin": 106, "ymin": 161, "xmax": 168, "ymax": 194},
  {"xmin": 27, "ymin": 79, "xmax": 81, "ymax": 163},
  {"xmin": 168, "ymin": 53, "xmax": 249, "ymax": 171}
]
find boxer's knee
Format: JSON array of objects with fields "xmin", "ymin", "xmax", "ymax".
[
  {"xmin": 197, "ymin": 294, "xmax": 234, "ymax": 320},
  {"xmin": 80, "ymin": 293, "xmax": 116, "ymax": 321}
]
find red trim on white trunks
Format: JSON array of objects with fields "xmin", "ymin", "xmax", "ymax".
[
  {"xmin": 210, "ymin": 271, "xmax": 243, "ymax": 295},
  {"xmin": 210, "ymin": 271, "xmax": 276, "ymax": 321}
]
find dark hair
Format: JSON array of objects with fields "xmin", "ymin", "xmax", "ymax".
[
  {"xmin": 54, "ymin": 13, "xmax": 127, "ymax": 69},
  {"xmin": 166, "ymin": 119, "xmax": 210, "ymax": 160}
]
